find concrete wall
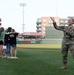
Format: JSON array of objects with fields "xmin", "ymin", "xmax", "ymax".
[{"xmin": 41, "ymin": 39, "xmax": 62, "ymax": 44}]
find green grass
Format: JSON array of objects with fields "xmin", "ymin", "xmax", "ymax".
[{"xmin": 0, "ymin": 48, "xmax": 74, "ymax": 75}]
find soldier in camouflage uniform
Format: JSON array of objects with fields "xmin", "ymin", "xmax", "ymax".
[{"xmin": 50, "ymin": 17, "xmax": 74, "ymax": 69}]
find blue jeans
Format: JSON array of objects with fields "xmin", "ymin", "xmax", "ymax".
[{"xmin": 6, "ymin": 43, "xmax": 10, "ymax": 54}]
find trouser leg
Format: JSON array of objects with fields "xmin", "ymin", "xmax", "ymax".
[
  {"xmin": 61, "ymin": 43, "xmax": 69, "ymax": 64},
  {"xmin": 69, "ymin": 44, "xmax": 74, "ymax": 60},
  {"xmin": 6, "ymin": 43, "xmax": 10, "ymax": 55}
]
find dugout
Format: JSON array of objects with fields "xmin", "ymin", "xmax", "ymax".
[
  {"xmin": 18, "ymin": 32, "xmax": 42, "ymax": 44},
  {"xmin": 19, "ymin": 32, "xmax": 42, "ymax": 39}
]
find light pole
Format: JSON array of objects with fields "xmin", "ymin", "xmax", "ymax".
[
  {"xmin": 20, "ymin": 3, "xmax": 26, "ymax": 33},
  {"xmin": 56, "ymin": 2, "xmax": 58, "ymax": 16}
]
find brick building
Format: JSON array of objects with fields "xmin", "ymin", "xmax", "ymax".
[{"xmin": 36, "ymin": 16, "xmax": 68, "ymax": 38}]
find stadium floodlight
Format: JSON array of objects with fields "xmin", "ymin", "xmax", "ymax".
[{"xmin": 20, "ymin": 3, "xmax": 26, "ymax": 33}]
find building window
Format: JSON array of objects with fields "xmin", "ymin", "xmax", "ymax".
[
  {"xmin": 39, "ymin": 20, "xmax": 41, "ymax": 22},
  {"xmin": 65, "ymin": 20, "xmax": 68, "ymax": 23},
  {"xmin": 49, "ymin": 20, "xmax": 52, "ymax": 24},
  {"xmin": 60, "ymin": 20, "xmax": 64, "ymax": 23},
  {"xmin": 43, "ymin": 24, "xmax": 46, "ymax": 26},
  {"xmin": 43, "ymin": 19, "xmax": 46, "ymax": 22},
  {"xmin": 60, "ymin": 24, "xmax": 65, "ymax": 26},
  {"xmin": 37, "ymin": 18, "xmax": 41, "ymax": 22},
  {"xmin": 43, "ymin": 32, "xmax": 45, "ymax": 33},
  {"xmin": 37, "ymin": 28, "xmax": 41, "ymax": 30},
  {"xmin": 65, "ymin": 24, "xmax": 68, "ymax": 26},
  {"xmin": 49, "ymin": 20, "xmax": 53, "ymax": 26},
  {"xmin": 55, "ymin": 20, "xmax": 58, "ymax": 23},
  {"xmin": 43, "ymin": 28, "xmax": 45, "ymax": 30}
]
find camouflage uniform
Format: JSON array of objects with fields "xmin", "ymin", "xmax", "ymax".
[{"xmin": 53, "ymin": 22, "xmax": 74, "ymax": 64}]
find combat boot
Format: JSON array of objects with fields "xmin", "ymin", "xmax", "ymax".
[{"xmin": 60, "ymin": 63, "xmax": 67, "ymax": 69}]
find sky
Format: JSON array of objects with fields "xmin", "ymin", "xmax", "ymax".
[{"xmin": 0, "ymin": 0, "xmax": 74, "ymax": 33}]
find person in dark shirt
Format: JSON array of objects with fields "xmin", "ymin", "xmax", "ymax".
[
  {"xmin": 9, "ymin": 29, "xmax": 19, "ymax": 58},
  {"xmin": 4, "ymin": 27, "xmax": 12, "ymax": 58}
]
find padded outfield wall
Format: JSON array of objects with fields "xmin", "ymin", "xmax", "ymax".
[
  {"xmin": 17, "ymin": 39, "xmax": 62, "ymax": 44},
  {"xmin": 41, "ymin": 39, "xmax": 62, "ymax": 44}
]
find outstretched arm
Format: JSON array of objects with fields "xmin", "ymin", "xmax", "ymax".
[
  {"xmin": 50, "ymin": 17, "xmax": 65, "ymax": 31},
  {"xmin": 50, "ymin": 17, "xmax": 74, "ymax": 36}
]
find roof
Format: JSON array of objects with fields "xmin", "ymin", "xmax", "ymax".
[{"xmin": 19, "ymin": 32, "xmax": 41, "ymax": 36}]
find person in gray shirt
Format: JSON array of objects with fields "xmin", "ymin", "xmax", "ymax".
[{"xmin": 51, "ymin": 17, "xmax": 74, "ymax": 69}]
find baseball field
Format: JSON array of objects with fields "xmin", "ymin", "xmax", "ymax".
[{"xmin": 0, "ymin": 44, "xmax": 74, "ymax": 75}]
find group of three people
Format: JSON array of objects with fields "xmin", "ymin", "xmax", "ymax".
[{"xmin": 0, "ymin": 27, "xmax": 19, "ymax": 59}]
